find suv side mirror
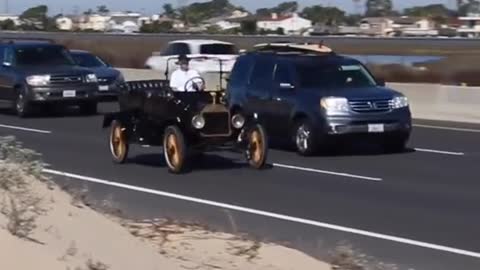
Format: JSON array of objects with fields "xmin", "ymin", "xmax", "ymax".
[
  {"xmin": 279, "ymin": 82, "xmax": 295, "ymax": 90},
  {"xmin": 376, "ymin": 78, "xmax": 386, "ymax": 87}
]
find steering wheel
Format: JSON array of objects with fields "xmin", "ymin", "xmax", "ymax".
[{"xmin": 184, "ymin": 76, "xmax": 206, "ymax": 92}]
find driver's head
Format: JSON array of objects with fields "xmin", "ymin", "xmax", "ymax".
[{"xmin": 178, "ymin": 54, "xmax": 190, "ymax": 71}]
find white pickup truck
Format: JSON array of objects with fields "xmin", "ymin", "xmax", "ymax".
[{"xmin": 145, "ymin": 39, "xmax": 239, "ymax": 88}]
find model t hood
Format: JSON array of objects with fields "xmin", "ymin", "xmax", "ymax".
[{"xmin": 19, "ymin": 65, "xmax": 96, "ymax": 76}]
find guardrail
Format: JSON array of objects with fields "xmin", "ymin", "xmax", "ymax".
[{"xmin": 118, "ymin": 68, "xmax": 480, "ymax": 124}]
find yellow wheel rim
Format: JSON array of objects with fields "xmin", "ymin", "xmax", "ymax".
[
  {"xmin": 111, "ymin": 124, "xmax": 126, "ymax": 159},
  {"xmin": 166, "ymin": 134, "xmax": 180, "ymax": 167},
  {"xmin": 250, "ymin": 130, "xmax": 263, "ymax": 164}
]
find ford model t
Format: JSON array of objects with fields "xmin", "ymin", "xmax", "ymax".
[{"xmin": 102, "ymin": 55, "xmax": 268, "ymax": 173}]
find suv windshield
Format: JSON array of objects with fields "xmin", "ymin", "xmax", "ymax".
[
  {"xmin": 71, "ymin": 53, "xmax": 107, "ymax": 67},
  {"xmin": 15, "ymin": 46, "xmax": 75, "ymax": 66},
  {"xmin": 296, "ymin": 62, "xmax": 377, "ymax": 89},
  {"xmin": 200, "ymin": 44, "xmax": 237, "ymax": 54}
]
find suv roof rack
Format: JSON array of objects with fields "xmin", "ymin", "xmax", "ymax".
[
  {"xmin": 0, "ymin": 37, "xmax": 56, "ymax": 44},
  {"xmin": 251, "ymin": 41, "xmax": 334, "ymax": 55}
]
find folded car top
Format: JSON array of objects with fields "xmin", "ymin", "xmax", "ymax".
[{"xmin": 251, "ymin": 42, "xmax": 334, "ymax": 54}]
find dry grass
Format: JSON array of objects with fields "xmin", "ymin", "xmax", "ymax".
[
  {"xmin": 0, "ymin": 136, "xmax": 48, "ymax": 240},
  {"xmin": 329, "ymin": 244, "xmax": 399, "ymax": 270}
]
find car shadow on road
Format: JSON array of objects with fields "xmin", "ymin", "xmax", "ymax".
[
  {"xmin": 0, "ymin": 104, "xmax": 116, "ymax": 119},
  {"xmin": 269, "ymin": 139, "xmax": 415, "ymax": 157},
  {"xmin": 129, "ymin": 152, "xmax": 272, "ymax": 172}
]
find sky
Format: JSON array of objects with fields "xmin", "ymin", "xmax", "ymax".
[{"xmin": 7, "ymin": 0, "xmax": 455, "ymax": 16}]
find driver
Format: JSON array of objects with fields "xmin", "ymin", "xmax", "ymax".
[{"xmin": 169, "ymin": 54, "xmax": 204, "ymax": 92}]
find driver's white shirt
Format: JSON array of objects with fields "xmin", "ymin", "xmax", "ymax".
[{"xmin": 169, "ymin": 68, "xmax": 201, "ymax": 91}]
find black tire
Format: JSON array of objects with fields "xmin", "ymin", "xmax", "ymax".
[
  {"xmin": 13, "ymin": 87, "xmax": 32, "ymax": 118},
  {"xmin": 109, "ymin": 120, "xmax": 129, "ymax": 163},
  {"xmin": 292, "ymin": 119, "xmax": 319, "ymax": 156},
  {"xmin": 246, "ymin": 124, "xmax": 268, "ymax": 169},
  {"xmin": 163, "ymin": 125, "xmax": 188, "ymax": 174},
  {"xmin": 79, "ymin": 101, "xmax": 98, "ymax": 115}
]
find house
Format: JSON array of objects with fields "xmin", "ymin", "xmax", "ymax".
[
  {"xmin": 150, "ymin": 14, "xmax": 185, "ymax": 29},
  {"xmin": 201, "ymin": 10, "xmax": 249, "ymax": 31},
  {"xmin": 256, "ymin": 13, "xmax": 312, "ymax": 34},
  {"xmin": 106, "ymin": 12, "xmax": 141, "ymax": 33},
  {"xmin": 55, "ymin": 16, "xmax": 74, "ymax": 31},
  {"xmin": 77, "ymin": 14, "xmax": 111, "ymax": 31},
  {"xmin": 390, "ymin": 16, "xmax": 438, "ymax": 36},
  {"xmin": 457, "ymin": 13, "xmax": 480, "ymax": 37},
  {"xmin": 359, "ymin": 17, "xmax": 394, "ymax": 36}
]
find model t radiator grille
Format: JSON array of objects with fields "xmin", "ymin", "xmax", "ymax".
[{"xmin": 201, "ymin": 112, "xmax": 230, "ymax": 135}]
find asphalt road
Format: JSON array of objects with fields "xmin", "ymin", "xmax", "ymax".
[{"xmin": 0, "ymin": 103, "xmax": 479, "ymax": 270}]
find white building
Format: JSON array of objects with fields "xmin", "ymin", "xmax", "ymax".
[
  {"xmin": 256, "ymin": 13, "xmax": 312, "ymax": 34},
  {"xmin": 55, "ymin": 16, "xmax": 74, "ymax": 31},
  {"xmin": 391, "ymin": 17, "xmax": 438, "ymax": 36},
  {"xmin": 457, "ymin": 13, "xmax": 480, "ymax": 37},
  {"xmin": 78, "ymin": 14, "xmax": 111, "ymax": 31},
  {"xmin": 106, "ymin": 12, "xmax": 141, "ymax": 33},
  {"xmin": 359, "ymin": 17, "xmax": 394, "ymax": 36}
]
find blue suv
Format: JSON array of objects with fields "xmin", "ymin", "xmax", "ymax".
[{"xmin": 226, "ymin": 43, "xmax": 412, "ymax": 155}]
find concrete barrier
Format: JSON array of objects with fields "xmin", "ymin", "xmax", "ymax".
[
  {"xmin": 387, "ymin": 83, "xmax": 480, "ymax": 124},
  {"xmin": 118, "ymin": 68, "xmax": 480, "ymax": 124}
]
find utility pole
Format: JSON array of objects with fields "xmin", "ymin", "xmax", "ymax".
[{"xmin": 5, "ymin": 0, "xmax": 9, "ymax": 14}]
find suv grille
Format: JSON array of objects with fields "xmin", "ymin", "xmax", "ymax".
[
  {"xmin": 349, "ymin": 99, "xmax": 392, "ymax": 113},
  {"xmin": 49, "ymin": 75, "xmax": 83, "ymax": 85},
  {"xmin": 201, "ymin": 112, "xmax": 230, "ymax": 136}
]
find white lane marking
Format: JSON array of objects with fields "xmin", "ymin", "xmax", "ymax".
[
  {"xmin": 413, "ymin": 124, "xmax": 480, "ymax": 133},
  {"xmin": 43, "ymin": 168, "xmax": 480, "ymax": 259},
  {"xmin": 0, "ymin": 124, "xmax": 52, "ymax": 134},
  {"xmin": 414, "ymin": 148, "xmax": 465, "ymax": 156},
  {"xmin": 273, "ymin": 163, "xmax": 382, "ymax": 182}
]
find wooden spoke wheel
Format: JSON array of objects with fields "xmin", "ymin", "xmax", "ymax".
[
  {"xmin": 163, "ymin": 125, "xmax": 188, "ymax": 174},
  {"xmin": 247, "ymin": 124, "xmax": 268, "ymax": 169},
  {"xmin": 109, "ymin": 120, "xmax": 129, "ymax": 163}
]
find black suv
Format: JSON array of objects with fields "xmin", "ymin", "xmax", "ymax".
[
  {"xmin": 0, "ymin": 40, "xmax": 100, "ymax": 117},
  {"xmin": 226, "ymin": 43, "xmax": 412, "ymax": 155}
]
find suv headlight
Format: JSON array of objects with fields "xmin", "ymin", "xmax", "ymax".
[
  {"xmin": 26, "ymin": 75, "xmax": 50, "ymax": 86},
  {"xmin": 116, "ymin": 73, "xmax": 125, "ymax": 83},
  {"xmin": 85, "ymin": 73, "xmax": 98, "ymax": 83},
  {"xmin": 391, "ymin": 96, "xmax": 409, "ymax": 109},
  {"xmin": 320, "ymin": 97, "xmax": 349, "ymax": 114}
]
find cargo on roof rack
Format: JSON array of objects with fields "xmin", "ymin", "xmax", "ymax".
[
  {"xmin": 251, "ymin": 42, "xmax": 334, "ymax": 54},
  {"xmin": 0, "ymin": 37, "xmax": 55, "ymax": 44}
]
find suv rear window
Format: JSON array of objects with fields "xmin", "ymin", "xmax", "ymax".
[
  {"xmin": 296, "ymin": 62, "xmax": 377, "ymax": 89},
  {"xmin": 15, "ymin": 46, "xmax": 75, "ymax": 66},
  {"xmin": 200, "ymin": 44, "xmax": 237, "ymax": 54}
]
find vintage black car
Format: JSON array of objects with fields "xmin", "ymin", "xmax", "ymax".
[{"xmin": 102, "ymin": 56, "xmax": 268, "ymax": 173}]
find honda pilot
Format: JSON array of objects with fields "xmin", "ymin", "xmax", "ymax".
[{"xmin": 227, "ymin": 44, "xmax": 412, "ymax": 155}]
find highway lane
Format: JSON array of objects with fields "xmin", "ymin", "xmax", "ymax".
[{"xmin": 0, "ymin": 104, "xmax": 479, "ymax": 269}]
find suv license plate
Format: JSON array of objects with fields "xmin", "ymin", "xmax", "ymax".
[
  {"xmin": 99, "ymin": 85, "xmax": 109, "ymax": 91},
  {"xmin": 63, "ymin": 90, "xmax": 76, "ymax": 97},
  {"xmin": 368, "ymin": 124, "xmax": 384, "ymax": 133}
]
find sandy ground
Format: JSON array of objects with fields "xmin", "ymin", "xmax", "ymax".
[{"xmin": 0, "ymin": 161, "xmax": 331, "ymax": 270}]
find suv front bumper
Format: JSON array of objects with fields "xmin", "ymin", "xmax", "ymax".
[
  {"xmin": 27, "ymin": 84, "xmax": 99, "ymax": 104},
  {"xmin": 321, "ymin": 108, "xmax": 412, "ymax": 136}
]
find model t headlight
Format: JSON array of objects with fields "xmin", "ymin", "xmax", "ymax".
[
  {"xmin": 85, "ymin": 73, "xmax": 98, "ymax": 83},
  {"xmin": 26, "ymin": 75, "xmax": 50, "ymax": 86},
  {"xmin": 232, "ymin": 114, "xmax": 245, "ymax": 129},
  {"xmin": 391, "ymin": 96, "xmax": 409, "ymax": 109},
  {"xmin": 320, "ymin": 97, "xmax": 349, "ymax": 115},
  {"xmin": 192, "ymin": 115, "xmax": 205, "ymax": 129}
]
